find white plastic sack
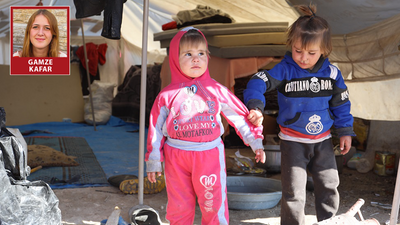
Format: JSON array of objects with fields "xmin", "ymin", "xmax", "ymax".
[{"xmin": 84, "ymin": 80, "xmax": 115, "ymax": 125}]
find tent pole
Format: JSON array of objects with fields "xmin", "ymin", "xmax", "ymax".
[
  {"xmin": 80, "ymin": 19, "xmax": 97, "ymax": 131},
  {"xmin": 118, "ymin": 39, "xmax": 125, "ymax": 87},
  {"xmin": 389, "ymin": 158, "xmax": 400, "ymax": 225},
  {"xmin": 138, "ymin": 0, "xmax": 149, "ymax": 205}
]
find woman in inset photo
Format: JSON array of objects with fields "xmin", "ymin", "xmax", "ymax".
[{"xmin": 13, "ymin": 9, "xmax": 67, "ymax": 57}]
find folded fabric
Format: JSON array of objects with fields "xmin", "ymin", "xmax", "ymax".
[
  {"xmin": 174, "ymin": 5, "xmax": 235, "ymax": 28},
  {"xmin": 162, "ymin": 21, "xmax": 177, "ymax": 31}
]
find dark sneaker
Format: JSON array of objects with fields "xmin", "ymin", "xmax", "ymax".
[{"xmin": 107, "ymin": 174, "xmax": 138, "ymax": 187}]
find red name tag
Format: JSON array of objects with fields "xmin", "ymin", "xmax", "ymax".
[{"xmin": 11, "ymin": 57, "xmax": 70, "ymax": 75}]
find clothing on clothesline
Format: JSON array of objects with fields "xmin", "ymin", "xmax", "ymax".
[
  {"xmin": 73, "ymin": 0, "xmax": 105, "ymax": 18},
  {"xmin": 76, "ymin": 42, "xmax": 107, "ymax": 76},
  {"xmin": 101, "ymin": 0, "xmax": 126, "ymax": 39},
  {"xmin": 73, "ymin": 0, "xmax": 126, "ymax": 39}
]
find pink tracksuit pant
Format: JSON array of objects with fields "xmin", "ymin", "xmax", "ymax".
[{"xmin": 163, "ymin": 141, "xmax": 229, "ymax": 225}]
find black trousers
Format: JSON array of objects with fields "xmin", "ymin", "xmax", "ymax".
[{"xmin": 280, "ymin": 139, "xmax": 340, "ymax": 225}]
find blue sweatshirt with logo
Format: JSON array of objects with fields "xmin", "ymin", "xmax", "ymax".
[{"xmin": 244, "ymin": 52, "xmax": 355, "ymax": 138}]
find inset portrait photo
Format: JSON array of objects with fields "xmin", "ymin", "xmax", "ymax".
[{"xmin": 10, "ymin": 6, "xmax": 70, "ymax": 75}]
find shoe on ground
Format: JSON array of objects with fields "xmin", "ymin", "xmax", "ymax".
[
  {"xmin": 108, "ymin": 174, "xmax": 138, "ymax": 187},
  {"xmin": 130, "ymin": 205, "xmax": 162, "ymax": 225},
  {"xmin": 119, "ymin": 174, "xmax": 165, "ymax": 194}
]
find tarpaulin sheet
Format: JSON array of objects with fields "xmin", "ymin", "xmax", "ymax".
[{"xmin": 10, "ymin": 116, "xmax": 143, "ymax": 178}]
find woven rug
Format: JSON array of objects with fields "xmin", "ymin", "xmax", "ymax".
[{"xmin": 24, "ymin": 136, "xmax": 108, "ymax": 189}]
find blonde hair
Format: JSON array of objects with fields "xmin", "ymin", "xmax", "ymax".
[
  {"xmin": 286, "ymin": 4, "xmax": 332, "ymax": 57},
  {"xmin": 179, "ymin": 29, "xmax": 209, "ymax": 56},
  {"xmin": 21, "ymin": 9, "xmax": 60, "ymax": 57}
]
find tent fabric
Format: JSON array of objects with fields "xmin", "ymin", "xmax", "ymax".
[
  {"xmin": 330, "ymin": 14, "xmax": 400, "ymax": 82},
  {"xmin": 329, "ymin": 12, "xmax": 400, "ymax": 121},
  {"xmin": 345, "ymin": 79, "xmax": 400, "ymax": 121}
]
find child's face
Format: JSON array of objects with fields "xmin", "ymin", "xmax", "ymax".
[
  {"xmin": 291, "ymin": 39, "xmax": 322, "ymax": 70},
  {"xmin": 179, "ymin": 42, "xmax": 208, "ymax": 78}
]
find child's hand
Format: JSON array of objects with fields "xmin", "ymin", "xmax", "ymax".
[
  {"xmin": 255, "ymin": 149, "xmax": 266, "ymax": 163},
  {"xmin": 147, "ymin": 172, "xmax": 163, "ymax": 183},
  {"xmin": 339, "ymin": 135, "xmax": 352, "ymax": 155},
  {"xmin": 247, "ymin": 109, "xmax": 263, "ymax": 126}
]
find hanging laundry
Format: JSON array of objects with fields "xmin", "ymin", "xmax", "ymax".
[
  {"xmin": 73, "ymin": 0, "xmax": 127, "ymax": 40},
  {"xmin": 101, "ymin": 0, "xmax": 127, "ymax": 39},
  {"xmin": 76, "ymin": 42, "xmax": 108, "ymax": 76},
  {"xmin": 73, "ymin": 0, "xmax": 106, "ymax": 18}
]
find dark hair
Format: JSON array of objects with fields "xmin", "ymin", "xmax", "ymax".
[
  {"xmin": 179, "ymin": 29, "xmax": 209, "ymax": 55},
  {"xmin": 286, "ymin": 4, "xmax": 332, "ymax": 57}
]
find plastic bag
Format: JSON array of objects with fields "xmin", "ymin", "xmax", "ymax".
[
  {"xmin": 226, "ymin": 150, "xmax": 266, "ymax": 175},
  {"xmin": 0, "ymin": 107, "xmax": 61, "ymax": 224},
  {"xmin": 0, "ymin": 170, "xmax": 62, "ymax": 225},
  {"xmin": 0, "ymin": 138, "xmax": 62, "ymax": 225}
]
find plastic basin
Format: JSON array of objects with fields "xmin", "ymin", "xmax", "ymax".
[
  {"xmin": 264, "ymin": 144, "xmax": 281, "ymax": 172},
  {"xmin": 226, "ymin": 176, "xmax": 282, "ymax": 210}
]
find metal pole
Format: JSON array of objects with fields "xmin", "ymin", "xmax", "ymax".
[
  {"xmin": 80, "ymin": 19, "xmax": 97, "ymax": 131},
  {"xmin": 389, "ymin": 159, "xmax": 400, "ymax": 225},
  {"xmin": 138, "ymin": 0, "xmax": 149, "ymax": 205}
]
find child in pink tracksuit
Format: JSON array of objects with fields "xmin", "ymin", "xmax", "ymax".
[{"xmin": 145, "ymin": 27, "xmax": 265, "ymax": 225}]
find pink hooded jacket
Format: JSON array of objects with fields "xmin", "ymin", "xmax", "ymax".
[{"xmin": 145, "ymin": 27, "xmax": 264, "ymax": 172}]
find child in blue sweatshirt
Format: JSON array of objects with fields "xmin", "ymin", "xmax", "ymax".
[{"xmin": 243, "ymin": 4, "xmax": 356, "ymax": 225}]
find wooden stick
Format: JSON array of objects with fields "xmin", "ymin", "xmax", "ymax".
[{"xmin": 30, "ymin": 166, "xmax": 42, "ymax": 173}]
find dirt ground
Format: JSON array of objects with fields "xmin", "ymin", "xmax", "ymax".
[{"xmin": 54, "ymin": 162, "xmax": 397, "ymax": 225}]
